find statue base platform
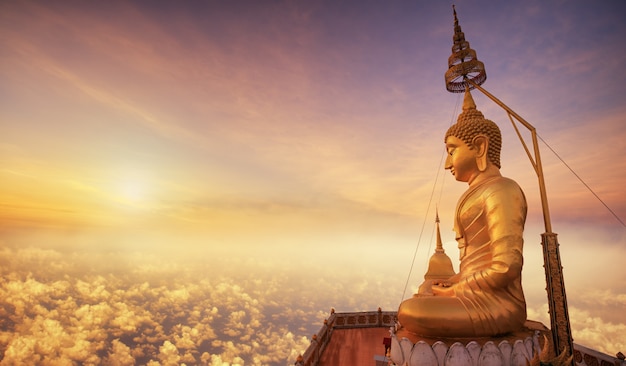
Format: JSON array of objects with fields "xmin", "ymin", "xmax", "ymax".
[{"xmin": 390, "ymin": 320, "xmax": 553, "ymax": 366}]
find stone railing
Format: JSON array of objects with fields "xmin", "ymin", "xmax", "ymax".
[
  {"xmin": 573, "ymin": 343, "xmax": 626, "ymax": 366},
  {"xmin": 295, "ymin": 308, "xmax": 395, "ymax": 366},
  {"xmin": 293, "ymin": 310, "xmax": 625, "ymax": 366}
]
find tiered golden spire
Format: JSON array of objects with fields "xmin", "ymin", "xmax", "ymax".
[{"xmin": 445, "ymin": 5, "xmax": 487, "ymax": 93}]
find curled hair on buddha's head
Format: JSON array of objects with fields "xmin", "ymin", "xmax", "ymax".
[{"xmin": 445, "ymin": 89, "xmax": 502, "ymax": 169}]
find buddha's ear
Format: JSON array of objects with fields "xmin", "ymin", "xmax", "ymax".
[{"xmin": 472, "ymin": 135, "xmax": 488, "ymax": 172}]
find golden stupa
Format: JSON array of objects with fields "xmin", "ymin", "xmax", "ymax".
[{"xmin": 423, "ymin": 211, "xmax": 455, "ymax": 282}]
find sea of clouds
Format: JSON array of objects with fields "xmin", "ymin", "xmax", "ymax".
[
  {"xmin": 1, "ymin": 241, "xmax": 624, "ymax": 365},
  {"xmin": 0, "ymin": 245, "xmax": 319, "ymax": 365},
  {"xmin": 0, "ymin": 242, "xmax": 408, "ymax": 365}
]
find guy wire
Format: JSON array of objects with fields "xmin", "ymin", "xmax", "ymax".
[
  {"xmin": 537, "ymin": 134, "xmax": 626, "ymax": 228},
  {"xmin": 399, "ymin": 94, "xmax": 461, "ymax": 303}
]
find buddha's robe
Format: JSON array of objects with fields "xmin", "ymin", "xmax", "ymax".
[{"xmin": 398, "ymin": 176, "xmax": 527, "ymax": 337}]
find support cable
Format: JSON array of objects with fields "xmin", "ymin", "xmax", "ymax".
[
  {"xmin": 399, "ymin": 94, "xmax": 461, "ymax": 303},
  {"xmin": 399, "ymin": 149, "xmax": 442, "ymax": 303},
  {"xmin": 536, "ymin": 134, "xmax": 626, "ymax": 228}
]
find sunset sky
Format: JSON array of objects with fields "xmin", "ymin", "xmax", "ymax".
[{"xmin": 1, "ymin": 1, "xmax": 625, "ymax": 364}]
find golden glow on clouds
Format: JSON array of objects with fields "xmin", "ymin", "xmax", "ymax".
[{"xmin": 0, "ymin": 243, "xmax": 624, "ymax": 364}]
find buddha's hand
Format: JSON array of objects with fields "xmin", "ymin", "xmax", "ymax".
[
  {"xmin": 417, "ymin": 280, "xmax": 435, "ymax": 296},
  {"xmin": 432, "ymin": 281, "xmax": 455, "ymax": 297}
]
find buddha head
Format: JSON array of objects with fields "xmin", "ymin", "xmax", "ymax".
[{"xmin": 444, "ymin": 89, "xmax": 502, "ymax": 182}]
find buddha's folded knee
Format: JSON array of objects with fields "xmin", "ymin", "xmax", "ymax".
[{"xmin": 398, "ymin": 296, "xmax": 472, "ymax": 335}]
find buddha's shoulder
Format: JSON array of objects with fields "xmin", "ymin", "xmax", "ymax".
[
  {"xmin": 480, "ymin": 176, "xmax": 524, "ymax": 195},
  {"xmin": 495, "ymin": 176, "xmax": 522, "ymax": 187}
]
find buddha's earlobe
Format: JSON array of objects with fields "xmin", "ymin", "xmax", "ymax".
[{"xmin": 473, "ymin": 135, "xmax": 488, "ymax": 172}]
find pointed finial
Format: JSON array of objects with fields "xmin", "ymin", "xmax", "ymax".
[
  {"xmin": 435, "ymin": 209, "xmax": 444, "ymax": 253},
  {"xmin": 453, "ymin": 85, "xmax": 487, "ymax": 126},
  {"xmin": 453, "ymin": 5, "xmax": 460, "ymax": 32},
  {"xmin": 445, "ymin": 5, "xmax": 487, "ymax": 93},
  {"xmin": 462, "ymin": 85, "xmax": 477, "ymax": 111}
]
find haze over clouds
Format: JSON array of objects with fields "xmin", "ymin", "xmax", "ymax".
[
  {"xmin": 0, "ymin": 242, "xmax": 624, "ymax": 365},
  {"xmin": 1, "ymin": 1, "xmax": 625, "ymax": 364}
]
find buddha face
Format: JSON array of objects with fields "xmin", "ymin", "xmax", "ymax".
[{"xmin": 445, "ymin": 135, "xmax": 478, "ymax": 183}]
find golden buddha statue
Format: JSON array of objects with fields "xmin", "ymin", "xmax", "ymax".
[{"xmin": 397, "ymin": 88, "xmax": 527, "ymax": 338}]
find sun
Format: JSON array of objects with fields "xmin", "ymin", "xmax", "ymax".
[
  {"xmin": 114, "ymin": 176, "xmax": 153, "ymax": 208},
  {"xmin": 119, "ymin": 180, "xmax": 145, "ymax": 203}
]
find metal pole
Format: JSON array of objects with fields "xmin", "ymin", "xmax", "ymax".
[
  {"xmin": 466, "ymin": 79, "xmax": 573, "ymax": 362},
  {"xmin": 467, "ymin": 80, "xmax": 552, "ymax": 233}
]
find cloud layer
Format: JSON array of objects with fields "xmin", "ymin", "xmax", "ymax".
[
  {"xmin": 0, "ymin": 246, "xmax": 316, "ymax": 365},
  {"xmin": 0, "ymin": 243, "xmax": 623, "ymax": 365}
]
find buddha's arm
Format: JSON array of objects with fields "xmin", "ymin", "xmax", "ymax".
[
  {"xmin": 478, "ymin": 234, "xmax": 523, "ymax": 289},
  {"xmin": 458, "ymin": 183, "xmax": 526, "ymax": 291}
]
